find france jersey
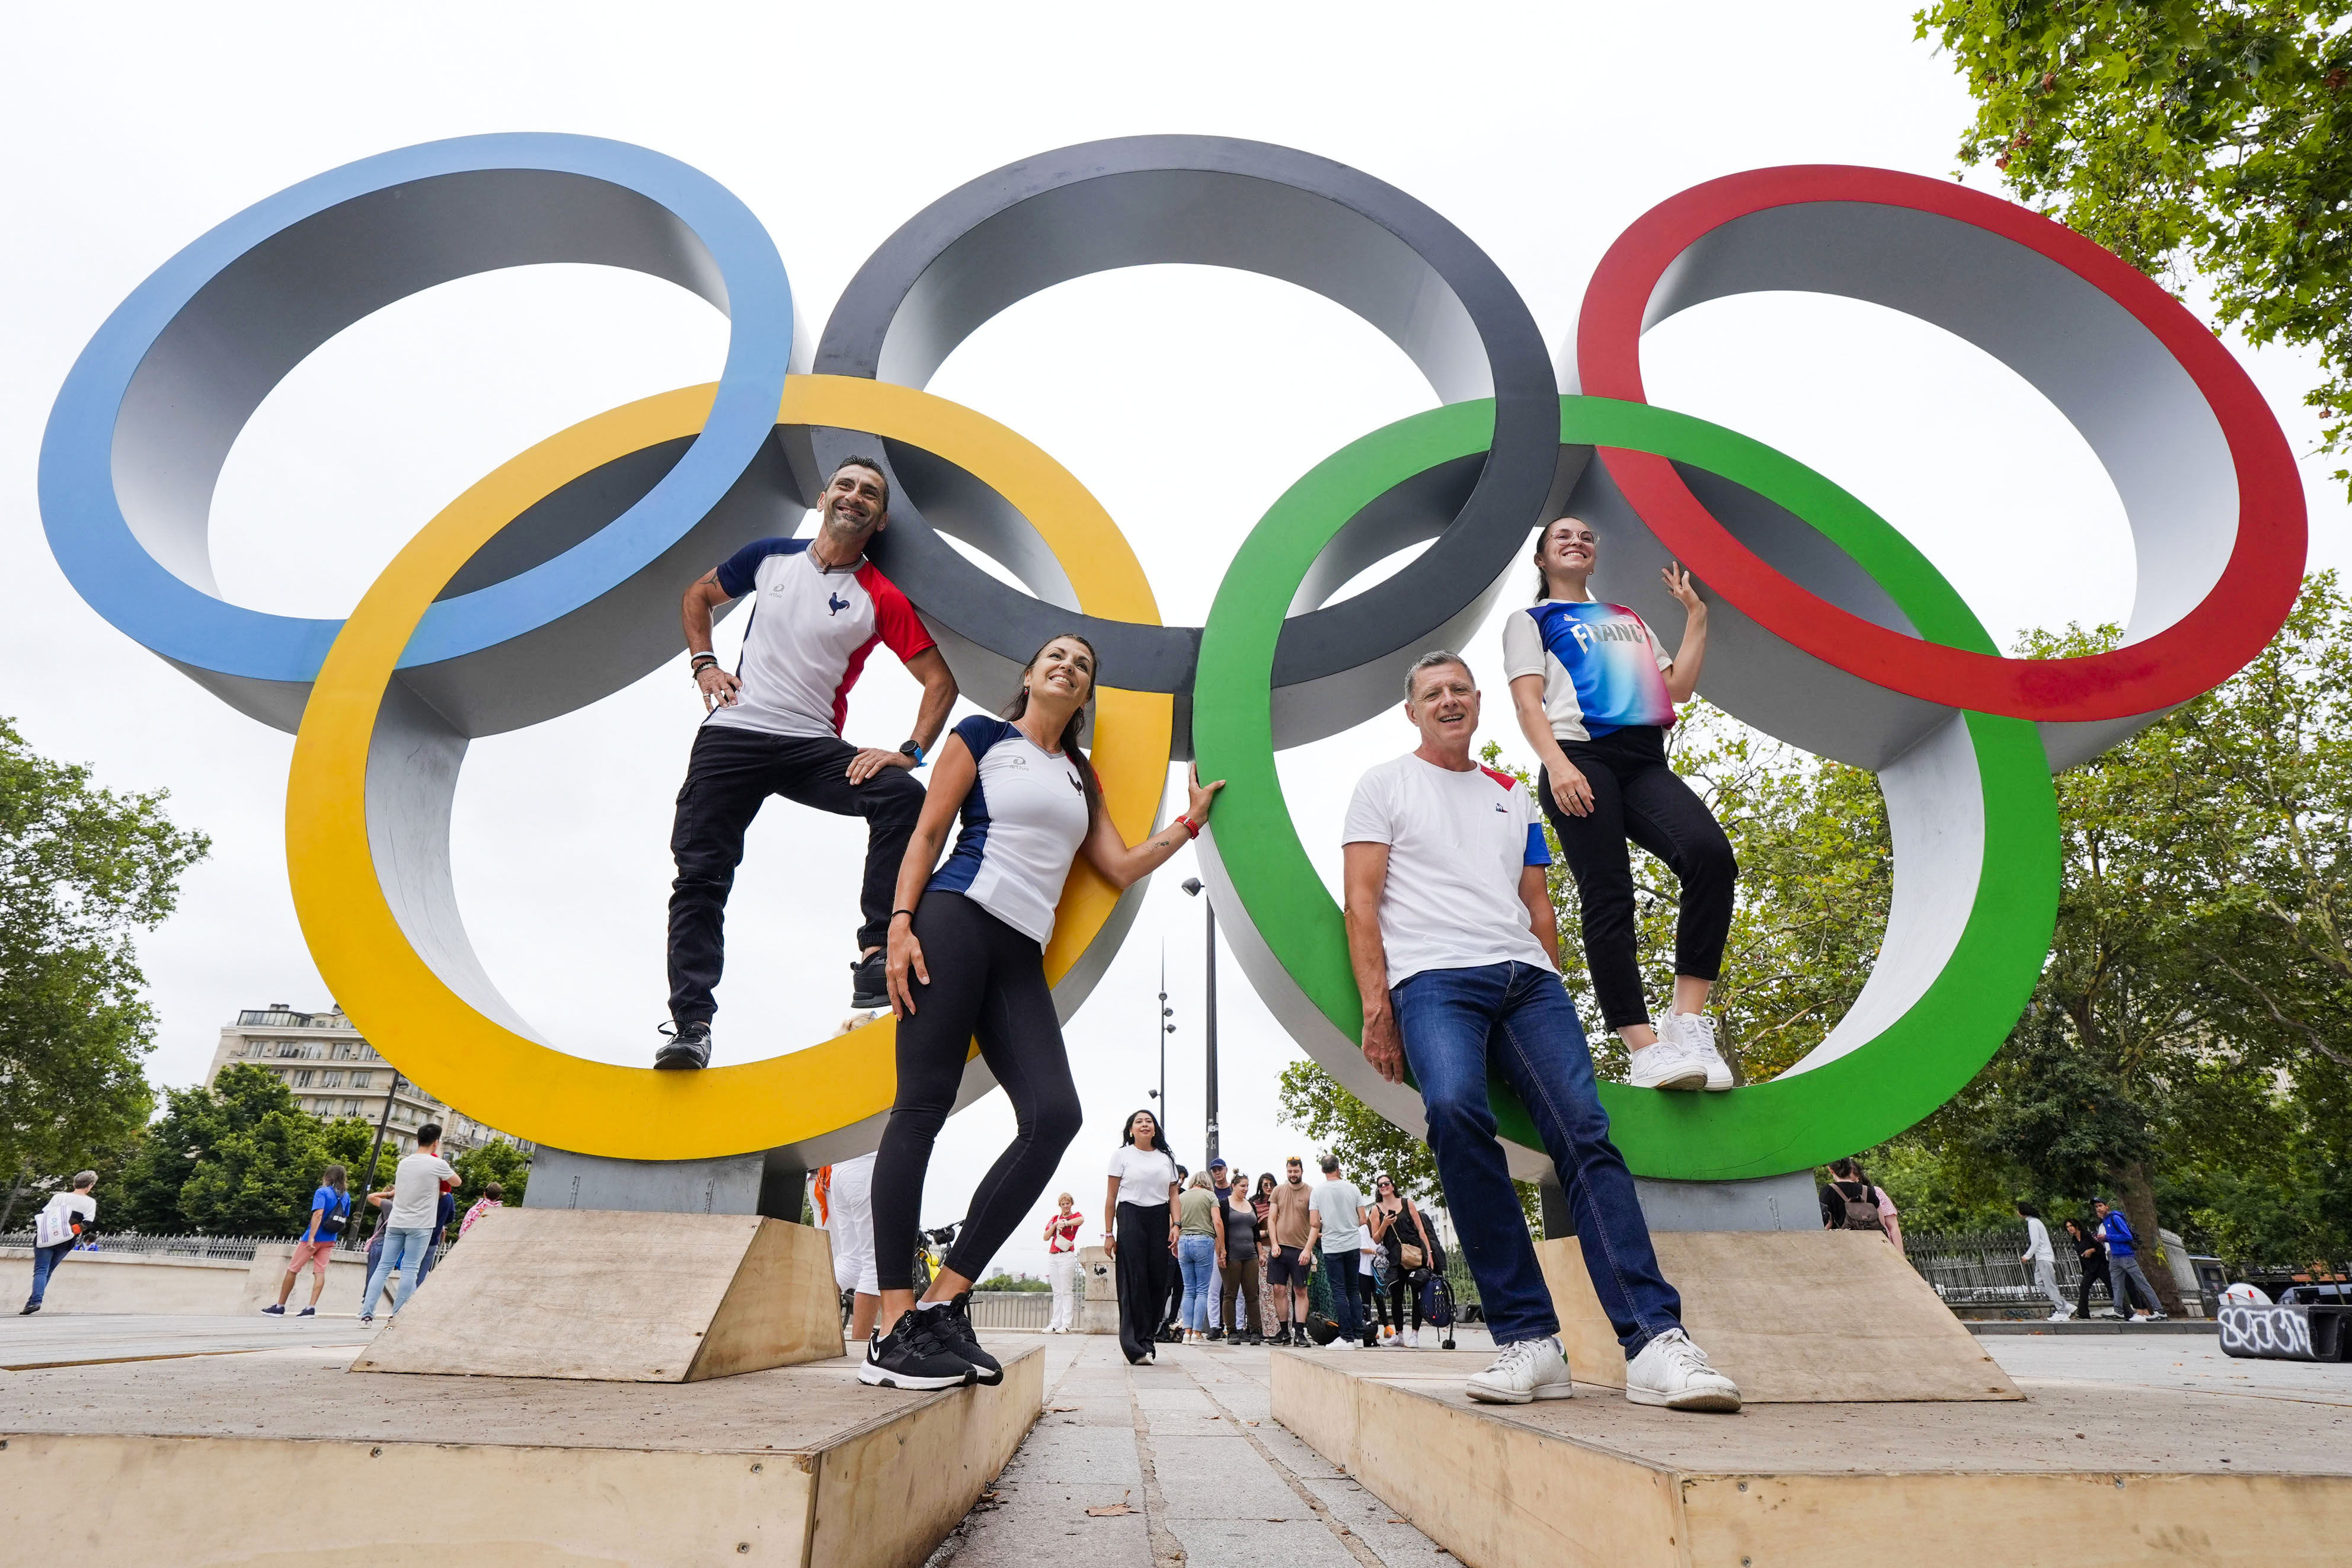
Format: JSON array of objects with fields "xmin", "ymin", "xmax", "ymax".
[
  {"xmin": 1500, "ymin": 599, "xmax": 1677, "ymax": 741},
  {"xmin": 705, "ymin": 537, "xmax": 934, "ymax": 739},
  {"xmin": 928, "ymin": 715, "xmax": 1093, "ymax": 945}
]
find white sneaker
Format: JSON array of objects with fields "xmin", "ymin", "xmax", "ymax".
[
  {"xmin": 1330, "ymin": 1337, "xmax": 1356, "ymax": 1352},
  {"xmin": 1465, "ymin": 1335, "xmax": 1576, "ymax": 1404},
  {"xmin": 2047, "ymin": 1308, "xmax": 2073, "ymax": 1322},
  {"xmin": 1625, "ymin": 1329, "xmax": 1741, "ymax": 1412},
  {"xmin": 1402, "ymin": 1329, "xmax": 1420, "ymax": 1349},
  {"xmin": 1626, "ymin": 1038, "xmax": 1707, "ymax": 1090},
  {"xmin": 1665, "ymin": 1012, "xmax": 1733, "ymax": 1092}
]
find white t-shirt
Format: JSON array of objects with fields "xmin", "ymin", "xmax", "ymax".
[
  {"xmin": 928, "ymin": 715, "xmax": 1094, "ymax": 945},
  {"xmin": 1342, "ymin": 753, "xmax": 1555, "ymax": 988},
  {"xmin": 1108, "ymin": 1145, "xmax": 1179, "ymax": 1208},
  {"xmin": 1311, "ymin": 1180, "xmax": 1364, "ymax": 1253},
  {"xmin": 704, "ymin": 539, "xmax": 934, "ymax": 739},
  {"xmin": 34, "ymin": 1191, "xmax": 95, "ymax": 1246},
  {"xmin": 385, "ymin": 1151, "xmax": 457, "ymax": 1231},
  {"xmin": 2022, "ymin": 1215, "xmax": 2054, "ymax": 1263}
]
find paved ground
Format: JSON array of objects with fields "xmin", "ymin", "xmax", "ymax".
[{"xmin": 0, "ymin": 1311, "xmax": 380, "ymax": 1370}]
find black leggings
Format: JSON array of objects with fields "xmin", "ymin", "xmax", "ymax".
[
  {"xmin": 1376, "ymin": 1275, "xmax": 1423, "ymax": 1332},
  {"xmin": 871, "ymin": 892, "xmax": 1084, "ymax": 1292},
  {"xmin": 2077, "ymin": 1256, "xmax": 2114, "ymax": 1318},
  {"xmin": 1116, "ymin": 1201, "xmax": 1174, "ymax": 1361},
  {"xmin": 1538, "ymin": 725, "xmax": 1736, "ymax": 1031}
]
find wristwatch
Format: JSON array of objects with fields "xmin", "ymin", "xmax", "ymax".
[{"xmin": 899, "ymin": 739, "xmax": 925, "ymax": 766}]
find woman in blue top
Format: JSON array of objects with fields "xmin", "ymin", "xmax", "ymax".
[
  {"xmin": 1504, "ymin": 516, "xmax": 1736, "ymax": 1093},
  {"xmin": 862, "ymin": 633, "xmax": 1224, "ymax": 1390}
]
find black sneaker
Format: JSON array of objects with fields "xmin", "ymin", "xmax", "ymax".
[
  {"xmin": 851, "ymin": 950, "xmax": 888, "ymax": 1010},
  {"xmin": 926, "ymin": 1294, "xmax": 1004, "ymax": 1386},
  {"xmin": 261, "ymin": 1303, "xmax": 285, "ymax": 1316},
  {"xmin": 654, "ymin": 1019, "xmax": 712, "ymax": 1070},
  {"xmin": 296, "ymin": 1306, "xmax": 316, "ymax": 1317},
  {"xmin": 1208, "ymin": 1326, "xmax": 1225, "ymax": 1342},
  {"xmin": 858, "ymin": 1310, "xmax": 976, "ymax": 1390}
]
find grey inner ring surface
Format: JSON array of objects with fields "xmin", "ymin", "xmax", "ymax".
[{"xmin": 811, "ymin": 136, "xmax": 1561, "ymax": 751}]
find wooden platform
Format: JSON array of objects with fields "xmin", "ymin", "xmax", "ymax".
[
  {"xmin": 0, "ymin": 1339, "xmax": 1042, "ymax": 1567},
  {"xmin": 351, "ymin": 1207, "xmax": 842, "ymax": 1381},
  {"xmin": 1271, "ymin": 1346, "xmax": 2352, "ymax": 1567},
  {"xmin": 1537, "ymin": 1230, "xmax": 2018, "ymax": 1401}
]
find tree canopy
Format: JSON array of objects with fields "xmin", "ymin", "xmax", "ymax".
[{"xmin": 1915, "ymin": 0, "xmax": 2352, "ymax": 498}]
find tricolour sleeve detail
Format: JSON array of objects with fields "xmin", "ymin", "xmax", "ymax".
[
  {"xmin": 954, "ymin": 713, "xmax": 1008, "ymax": 764},
  {"xmin": 714, "ymin": 537, "xmax": 800, "ymax": 599},
  {"xmin": 1500, "ymin": 606, "xmax": 1547, "ymax": 681},
  {"xmin": 1524, "ymin": 822, "xmax": 1552, "ymax": 867},
  {"xmin": 1515, "ymin": 779, "xmax": 1552, "ymax": 865},
  {"xmin": 1340, "ymin": 769, "xmax": 1394, "ymax": 846},
  {"xmin": 859, "ymin": 564, "xmax": 938, "ymax": 661}
]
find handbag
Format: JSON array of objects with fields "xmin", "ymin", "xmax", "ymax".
[{"xmin": 1399, "ymin": 1242, "xmax": 1426, "ymax": 1270}]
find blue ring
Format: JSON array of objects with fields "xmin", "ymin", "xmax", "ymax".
[{"xmin": 38, "ymin": 133, "xmax": 792, "ymax": 728}]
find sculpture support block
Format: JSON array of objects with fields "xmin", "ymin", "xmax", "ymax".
[
  {"xmin": 1536, "ymin": 1230, "xmax": 2018, "ymax": 1403},
  {"xmin": 525, "ymin": 1143, "xmax": 807, "ymax": 1221},
  {"xmin": 352, "ymin": 1207, "xmax": 842, "ymax": 1382}
]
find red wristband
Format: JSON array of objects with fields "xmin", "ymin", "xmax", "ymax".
[{"xmin": 1177, "ymin": 815, "xmax": 1200, "ymax": 840}]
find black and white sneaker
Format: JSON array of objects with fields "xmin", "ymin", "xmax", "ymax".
[
  {"xmin": 851, "ymin": 951, "xmax": 888, "ymax": 1010},
  {"xmin": 654, "ymin": 1019, "xmax": 712, "ymax": 1071},
  {"xmin": 858, "ymin": 1310, "xmax": 977, "ymax": 1390},
  {"xmin": 925, "ymin": 1294, "xmax": 1004, "ymax": 1385}
]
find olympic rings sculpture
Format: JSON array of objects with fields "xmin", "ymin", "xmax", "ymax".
[{"xmin": 40, "ymin": 133, "xmax": 2303, "ymax": 1180}]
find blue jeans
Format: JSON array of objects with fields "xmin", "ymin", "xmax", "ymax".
[
  {"xmin": 1392, "ymin": 960, "xmax": 1682, "ymax": 1354},
  {"xmin": 361, "ymin": 1227, "xmax": 433, "ymax": 1316},
  {"xmin": 1321, "ymin": 1247, "xmax": 1364, "ymax": 1341},
  {"xmin": 1177, "ymin": 1234, "xmax": 1217, "ymax": 1330},
  {"xmin": 25, "ymin": 1241, "xmax": 73, "ymax": 1306}
]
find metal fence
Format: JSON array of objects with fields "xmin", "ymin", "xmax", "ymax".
[
  {"xmin": 0, "ymin": 1230, "xmax": 368, "ymax": 1262},
  {"xmin": 1902, "ymin": 1227, "xmax": 2085, "ymax": 1308},
  {"xmin": 966, "ymin": 1289, "xmax": 1053, "ymax": 1330}
]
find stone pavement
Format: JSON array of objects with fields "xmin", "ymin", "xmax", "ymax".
[
  {"xmin": 929, "ymin": 1332, "xmax": 1465, "ymax": 1568},
  {"xmin": 0, "ymin": 1311, "xmax": 381, "ymax": 1370}
]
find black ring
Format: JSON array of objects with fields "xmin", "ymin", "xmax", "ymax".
[{"xmin": 811, "ymin": 135, "xmax": 1562, "ymax": 753}]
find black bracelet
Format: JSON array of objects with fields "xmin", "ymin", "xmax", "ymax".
[
  {"xmin": 891, "ymin": 908, "xmax": 918, "ymax": 923},
  {"xmin": 690, "ymin": 653, "xmax": 719, "ymax": 671}
]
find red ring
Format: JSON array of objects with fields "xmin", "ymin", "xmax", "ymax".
[{"xmin": 1576, "ymin": 165, "xmax": 2305, "ymax": 722}]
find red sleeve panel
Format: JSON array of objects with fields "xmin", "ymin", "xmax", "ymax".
[{"xmin": 858, "ymin": 563, "xmax": 937, "ymax": 663}]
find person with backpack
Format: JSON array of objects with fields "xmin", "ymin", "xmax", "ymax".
[
  {"xmin": 2095, "ymin": 1199, "xmax": 2168, "ymax": 1321},
  {"xmin": 19, "ymin": 1170, "xmax": 97, "ymax": 1315},
  {"xmin": 2065, "ymin": 1215, "xmax": 2114, "ymax": 1320},
  {"xmin": 2015, "ymin": 1201, "xmax": 2070, "ymax": 1321},
  {"xmin": 1819, "ymin": 1159, "xmax": 1893, "ymax": 1240},
  {"xmin": 263, "ymin": 1164, "xmax": 350, "ymax": 1317}
]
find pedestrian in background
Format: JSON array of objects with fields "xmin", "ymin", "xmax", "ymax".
[
  {"xmin": 19, "ymin": 1170, "xmax": 97, "ymax": 1316},
  {"xmin": 1104, "ymin": 1109, "xmax": 1179, "ymax": 1366},
  {"xmin": 1161, "ymin": 1163, "xmax": 1190, "ymax": 1343},
  {"xmin": 2065, "ymin": 1216, "xmax": 2112, "ymax": 1320},
  {"xmin": 358, "ymin": 1122, "xmax": 455, "ymax": 1322},
  {"xmin": 1177, "ymin": 1170, "xmax": 1223, "ymax": 1345},
  {"xmin": 2095, "ymin": 1199, "xmax": 2167, "ymax": 1321},
  {"xmin": 1043, "ymin": 1192, "xmax": 1085, "ymax": 1333},
  {"xmin": 1369, "ymin": 1175, "xmax": 1435, "ymax": 1349},
  {"xmin": 1206, "ymin": 1159, "xmax": 1231, "ymax": 1339},
  {"xmin": 1220, "ymin": 1170, "xmax": 1265, "ymax": 1343},
  {"xmin": 264, "ymin": 1164, "xmax": 350, "ymax": 1317},
  {"xmin": 2015, "ymin": 1201, "xmax": 2069, "ymax": 1322},
  {"xmin": 1266, "ymin": 1157, "xmax": 1314, "ymax": 1345},
  {"xmin": 460, "ymin": 1182, "xmax": 504, "ymax": 1237},
  {"xmin": 1251, "ymin": 1173, "xmax": 1279, "ymax": 1342},
  {"xmin": 1306, "ymin": 1155, "xmax": 1368, "ymax": 1352}
]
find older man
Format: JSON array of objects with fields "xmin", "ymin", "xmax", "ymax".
[
  {"xmin": 662, "ymin": 457, "xmax": 958, "ymax": 1067},
  {"xmin": 1340, "ymin": 650, "xmax": 1740, "ymax": 1412}
]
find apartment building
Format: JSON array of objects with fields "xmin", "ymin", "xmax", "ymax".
[{"xmin": 201, "ymin": 1003, "xmax": 530, "ymax": 1159}]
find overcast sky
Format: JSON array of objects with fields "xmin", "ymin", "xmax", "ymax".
[{"xmin": 4, "ymin": 4, "xmax": 2344, "ymax": 1275}]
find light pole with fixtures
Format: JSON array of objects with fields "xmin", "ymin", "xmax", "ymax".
[{"xmin": 1180, "ymin": 878, "xmax": 1219, "ymax": 1167}]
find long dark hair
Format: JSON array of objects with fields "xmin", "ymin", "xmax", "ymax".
[
  {"xmin": 1002, "ymin": 633, "xmax": 1098, "ymax": 801},
  {"xmin": 322, "ymin": 1163, "xmax": 348, "ymax": 1193},
  {"xmin": 1121, "ymin": 1107, "xmax": 1175, "ymax": 1167}
]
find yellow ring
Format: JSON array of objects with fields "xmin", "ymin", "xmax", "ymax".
[{"xmin": 286, "ymin": 375, "xmax": 1173, "ymax": 1160}]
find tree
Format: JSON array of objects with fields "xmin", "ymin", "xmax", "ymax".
[
  {"xmin": 452, "ymin": 1140, "xmax": 530, "ymax": 1212},
  {"xmin": 1915, "ymin": 0, "xmax": 2352, "ymax": 498},
  {"xmin": 119, "ymin": 1065, "xmax": 334, "ymax": 1235},
  {"xmin": 0, "ymin": 718, "xmax": 208, "ymax": 1188},
  {"xmin": 1273, "ymin": 1061, "xmax": 1541, "ymax": 1231}
]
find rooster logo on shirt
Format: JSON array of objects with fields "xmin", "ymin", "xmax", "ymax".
[{"xmin": 827, "ymin": 591, "xmax": 850, "ymax": 617}]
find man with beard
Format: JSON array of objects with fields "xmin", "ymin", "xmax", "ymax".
[{"xmin": 659, "ymin": 457, "xmax": 958, "ymax": 1068}]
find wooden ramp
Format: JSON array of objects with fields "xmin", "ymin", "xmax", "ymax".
[
  {"xmin": 351, "ymin": 1207, "xmax": 841, "ymax": 1381},
  {"xmin": 1537, "ymin": 1230, "xmax": 2018, "ymax": 1401},
  {"xmin": 0, "ymin": 1339, "xmax": 1043, "ymax": 1568},
  {"xmin": 1271, "ymin": 1347, "xmax": 2352, "ymax": 1568}
]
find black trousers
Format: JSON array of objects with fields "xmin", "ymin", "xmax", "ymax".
[
  {"xmin": 667, "ymin": 724, "xmax": 925, "ymax": 1024},
  {"xmin": 1538, "ymin": 725, "xmax": 1737, "ymax": 1031},
  {"xmin": 870, "ymin": 892, "xmax": 1084, "ymax": 1294},
  {"xmin": 1116, "ymin": 1201, "xmax": 1174, "ymax": 1362},
  {"xmin": 2077, "ymin": 1256, "xmax": 2114, "ymax": 1317},
  {"xmin": 1376, "ymin": 1274, "xmax": 1423, "ymax": 1332}
]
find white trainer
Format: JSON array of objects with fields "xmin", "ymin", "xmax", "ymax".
[
  {"xmin": 1666, "ymin": 1012, "xmax": 1733, "ymax": 1092},
  {"xmin": 2047, "ymin": 1308, "xmax": 2073, "ymax": 1322},
  {"xmin": 1465, "ymin": 1335, "xmax": 1577, "ymax": 1404},
  {"xmin": 1625, "ymin": 1329, "xmax": 1741, "ymax": 1412},
  {"xmin": 1401, "ymin": 1328, "xmax": 1420, "ymax": 1349},
  {"xmin": 1626, "ymin": 1038, "xmax": 1707, "ymax": 1091}
]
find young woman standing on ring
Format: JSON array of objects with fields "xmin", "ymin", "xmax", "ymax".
[
  {"xmin": 1504, "ymin": 517, "xmax": 1736, "ymax": 1092},
  {"xmin": 862, "ymin": 633, "xmax": 1225, "ymax": 1389}
]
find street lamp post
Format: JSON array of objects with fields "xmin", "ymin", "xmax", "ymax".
[
  {"xmin": 1156, "ymin": 945, "xmax": 1172, "ymax": 1131},
  {"xmin": 1181, "ymin": 878, "xmax": 1218, "ymax": 1167}
]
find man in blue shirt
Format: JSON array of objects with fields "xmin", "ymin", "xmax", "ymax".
[{"xmin": 2094, "ymin": 1199, "xmax": 2168, "ymax": 1320}]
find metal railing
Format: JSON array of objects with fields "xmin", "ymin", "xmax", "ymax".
[
  {"xmin": 966, "ymin": 1289, "xmax": 1054, "ymax": 1330},
  {"xmin": 1902, "ymin": 1228, "xmax": 2086, "ymax": 1307},
  {"xmin": 0, "ymin": 1230, "xmax": 371, "ymax": 1262}
]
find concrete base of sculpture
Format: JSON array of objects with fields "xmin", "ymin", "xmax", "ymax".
[
  {"xmin": 1, "ymin": 1337, "xmax": 1042, "ymax": 1567},
  {"xmin": 1270, "ymin": 1344, "xmax": 2352, "ymax": 1567},
  {"xmin": 1536, "ymin": 1231, "xmax": 2018, "ymax": 1403},
  {"xmin": 351, "ymin": 1207, "xmax": 841, "ymax": 1382}
]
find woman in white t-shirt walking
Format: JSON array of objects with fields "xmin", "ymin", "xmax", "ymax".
[
  {"xmin": 862, "ymin": 634, "xmax": 1223, "ymax": 1390},
  {"xmin": 1504, "ymin": 517, "xmax": 1736, "ymax": 1093}
]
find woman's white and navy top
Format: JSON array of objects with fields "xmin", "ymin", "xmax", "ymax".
[
  {"xmin": 705, "ymin": 537, "xmax": 935, "ymax": 739},
  {"xmin": 1500, "ymin": 598, "xmax": 1677, "ymax": 741},
  {"xmin": 927, "ymin": 715, "xmax": 1093, "ymax": 945}
]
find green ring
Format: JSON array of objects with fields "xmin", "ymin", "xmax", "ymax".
[{"xmin": 1194, "ymin": 396, "xmax": 2059, "ymax": 1180}]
